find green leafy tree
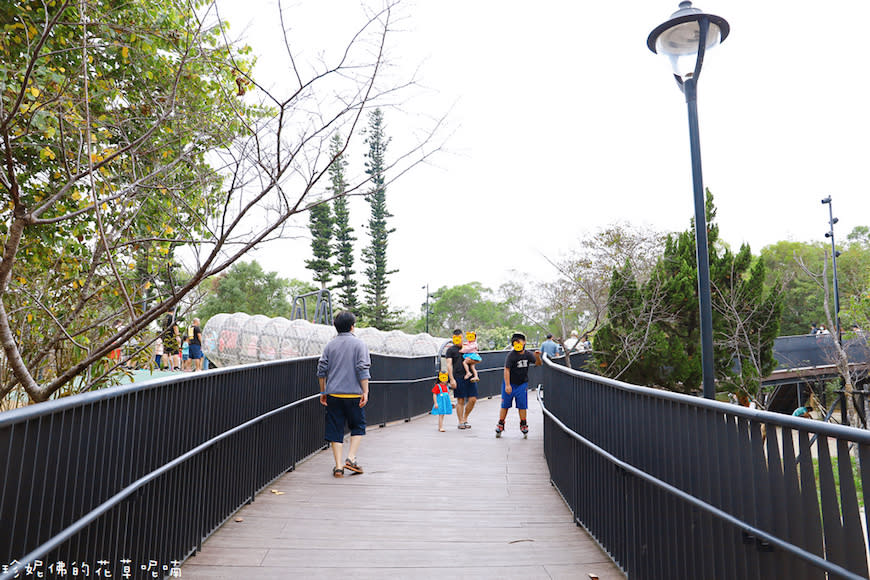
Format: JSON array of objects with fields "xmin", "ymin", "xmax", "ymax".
[
  {"xmin": 712, "ymin": 251, "xmax": 782, "ymax": 401},
  {"xmin": 760, "ymin": 230, "xmax": 870, "ymax": 337},
  {"xmin": 0, "ymin": 0, "xmax": 259, "ymax": 400},
  {"xmin": 759, "ymin": 241, "xmax": 827, "ymax": 335},
  {"xmin": 360, "ymin": 108, "xmax": 397, "ymax": 329},
  {"xmin": 197, "ymin": 261, "xmax": 300, "ymax": 322},
  {"xmin": 538, "ymin": 223, "xmax": 665, "ymax": 363},
  {"xmin": 329, "ymin": 133, "xmax": 359, "ymax": 312},
  {"xmin": 0, "ymin": 2, "xmax": 438, "ymax": 403},
  {"xmin": 592, "ymin": 262, "xmax": 674, "ymax": 382},
  {"xmin": 305, "ymin": 200, "xmax": 334, "ymax": 289},
  {"xmin": 595, "ymin": 191, "xmax": 781, "ymax": 399},
  {"xmin": 423, "ymin": 282, "xmax": 524, "ymax": 346}
]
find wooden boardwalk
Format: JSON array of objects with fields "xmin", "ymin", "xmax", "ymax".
[{"xmin": 181, "ymin": 394, "xmax": 624, "ymax": 579}]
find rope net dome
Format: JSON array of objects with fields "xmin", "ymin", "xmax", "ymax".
[{"xmin": 202, "ymin": 313, "xmax": 449, "ymax": 367}]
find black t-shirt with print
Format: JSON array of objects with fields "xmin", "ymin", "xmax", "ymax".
[
  {"xmin": 445, "ymin": 344, "xmax": 465, "ymax": 379},
  {"xmin": 504, "ymin": 350, "xmax": 536, "ymax": 386}
]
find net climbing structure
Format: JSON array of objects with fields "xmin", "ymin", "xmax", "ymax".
[{"xmin": 202, "ymin": 312, "xmax": 450, "ymax": 368}]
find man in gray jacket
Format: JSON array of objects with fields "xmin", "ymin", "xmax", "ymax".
[{"xmin": 317, "ymin": 311, "xmax": 371, "ymax": 478}]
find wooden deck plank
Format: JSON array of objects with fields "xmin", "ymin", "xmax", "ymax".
[{"xmin": 182, "ymin": 393, "xmax": 625, "ymax": 579}]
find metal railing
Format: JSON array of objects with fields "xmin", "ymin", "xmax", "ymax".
[
  {"xmin": 0, "ymin": 349, "xmax": 529, "ymax": 579},
  {"xmin": 540, "ymin": 356, "xmax": 870, "ymax": 580},
  {"xmin": 1, "ymin": 358, "xmax": 326, "ymax": 580}
]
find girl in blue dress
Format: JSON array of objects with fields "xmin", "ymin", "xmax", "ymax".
[{"xmin": 431, "ymin": 372, "xmax": 453, "ymax": 432}]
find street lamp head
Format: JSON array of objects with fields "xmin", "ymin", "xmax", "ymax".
[
  {"xmin": 825, "ymin": 232, "xmax": 833, "ymax": 238},
  {"xmin": 647, "ymin": 1, "xmax": 729, "ymax": 84},
  {"xmin": 821, "ymin": 196, "xmax": 832, "ymax": 204}
]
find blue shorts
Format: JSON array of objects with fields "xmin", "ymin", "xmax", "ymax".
[
  {"xmin": 463, "ymin": 353, "xmax": 482, "ymax": 362},
  {"xmin": 189, "ymin": 344, "xmax": 203, "ymax": 359},
  {"xmin": 324, "ymin": 396, "xmax": 366, "ymax": 442},
  {"xmin": 501, "ymin": 381, "xmax": 529, "ymax": 410},
  {"xmin": 454, "ymin": 377, "xmax": 478, "ymax": 400}
]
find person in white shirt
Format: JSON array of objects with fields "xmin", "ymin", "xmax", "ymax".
[{"xmin": 563, "ymin": 330, "xmax": 580, "ymax": 353}]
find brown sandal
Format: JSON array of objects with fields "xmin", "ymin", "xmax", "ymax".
[
  {"xmin": 332, "ymin": 467, "xmax": 344, "ymax": 478},
  {"xmin": 344, "ymin": 459, "xmax": 364, "ymax": 474}
]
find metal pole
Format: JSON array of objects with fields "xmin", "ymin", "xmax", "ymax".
[
  {"xmin": 424, "ymin": 284, "xmax": 430, "ymax": 334},
  {"xmin": 683, "ymin": 77, "xmax": 716, "ymax": 399},
  {"xmin": 824, "ymin": 199, "xmax": 842, "ymax": 344}
]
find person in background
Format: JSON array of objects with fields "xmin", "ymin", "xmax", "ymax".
[
  {"xmin": 431, "ymin": 372, "xmax": 452, "ymax": 432},
  {"xmin": 181, "ymin": 340, "xmax": 190, "ymax": 371},
  {"xmin": 317, "ymin": 311, "xmax": 371, "ymax": 478},
  {"xmin": 563, "ymin": 330, "xmax": 580, "ymax": 353},
  {"xmin": 162, "ymin": 314, "xmax": 181, "ymax": 371},
  {"xmin": 540, "ymin": 333, "xmax": 559, "ymax": 359},
  {"xmin": 792, "ymin": 405, "xmax": 813, "ymax": 418},
  {"xmin": 187, "ymin": 317, "xmax": 204, "ymax": 371},
  {"xmin": 154, "ymin": 337, "xmax": 164, "ymax": 370}
]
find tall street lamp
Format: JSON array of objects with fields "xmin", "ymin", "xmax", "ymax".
[
  {"xmin": 648, "ymin": 1, "xmax": 729, "ymax": 400},
  {"xmin": 821, "ymin": 195, "xmax": 842, "ymax": 344}
]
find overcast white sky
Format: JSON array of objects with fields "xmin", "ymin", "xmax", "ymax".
[{"xmin": 214, "ymin": 1, "xmax": 870, "ymax": 316}]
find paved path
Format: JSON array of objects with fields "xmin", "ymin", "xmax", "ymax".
[{"xmin": 181, "ymin": 393, "xmax": 624, "ymax": 579}]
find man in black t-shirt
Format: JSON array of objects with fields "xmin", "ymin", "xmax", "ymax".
[
  {"xmin": 495, "ymin": 332, "xmax": 541, "ymax": 438},
  {"xmin": 445, "ymin": 328, "xmax": 477, "ymax": 429}
]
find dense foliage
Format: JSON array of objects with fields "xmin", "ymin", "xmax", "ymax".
[
  {"xmin": 594, "ymin": 192, "xmax": 782, "ymax": 399},
  {"xmin": 2, "ymin": 0, "xmax": 423, "ymax": 404},
  {"xmin": 196, "ymin": 261, "xmax": 313, "ymax": 323},
  {"xmin": 1, "ymin": 0, "xmax": 259, "ymax": 400}
]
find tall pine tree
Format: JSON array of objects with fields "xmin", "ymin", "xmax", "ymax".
[
  {"xmin": 305, "ymin": 197, "xmax": 334, "ymax": 289},
  {"xmin": 329, "ymin": 133, "xmax": 360, "ymax": 311},
  {"xmin": 361, "ymin": 108, "xmax": 398, "ymax": 329}
]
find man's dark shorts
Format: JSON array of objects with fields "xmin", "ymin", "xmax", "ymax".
[
  {"xmin": 324, "ymin": 395, "xmax": 366, "ymax": 442},
  {"xmin": 189, "ymin": 344, "xmax": 203, "ymax": 359},
  {"xmin": 454, "ymin": 376, "xmax": 478, "ymax": 400}
]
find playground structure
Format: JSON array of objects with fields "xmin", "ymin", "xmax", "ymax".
[
  {"xmin": 290, "ymin": 289, "xmax": 333, "ymax": 326},
  {"xmin": 202, "ymin": 312, "xmax": 449, "ymax": 368}
]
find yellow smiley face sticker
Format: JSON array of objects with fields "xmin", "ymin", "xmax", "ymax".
[
  {"xmin": 452, "ymin": 335, "xmax": 462, "ymax": 345},
  {"xmin": 438, "ymin": 372, "xmax": 448, "ymax": 382},
  {"xmin": 466, "ymin": 332, "xmax": 476, "ymax": 342},
  {"xmin": 513, "ymin": 341, "xmax": 524, "ymax": 352}
]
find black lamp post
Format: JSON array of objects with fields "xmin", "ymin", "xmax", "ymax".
[
  {"xmin": 648, "ymin": 1, "xmax": 729, "ymax": 400},
  {"xmin": 821, "ymin": 195, "xmax": 842, "ymax": 344}
]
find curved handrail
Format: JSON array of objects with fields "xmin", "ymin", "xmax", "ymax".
[
  {"xmin": 536, "ymin": 384, "xmax": 865, "ymax": 580},
  {"xmin": 0, "ymin": 393, "xmax": 321, "ymax": 580}
]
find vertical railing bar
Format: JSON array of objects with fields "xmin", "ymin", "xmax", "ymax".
[
  {"xmin": 797, "ymin": 429, "xmax": 826, "ymax": 578},
  {"xmin": 817, "ymin": 434, "xmax": 847, "ymax": 568},
  {"xmin": 9, "ymin": 421, "xmax": 30, "ymax": 560},
  {"xmin": 717, "ymin": 412, "xmax": 739, "ymax": 580},
  {"xmin": 835, "ymin": 439, "xmax": 867, "ymax": 576},
  {"xmin": 763, "ymin": 419, "xmax": 789, "ymax": 576},
  {"xmin": 708, "ymin": 409, "xmax": 726, "ymax": 579},
  {"xmin": 45, "ymin": 411, "xmax": 66, "ymax": 565}
]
